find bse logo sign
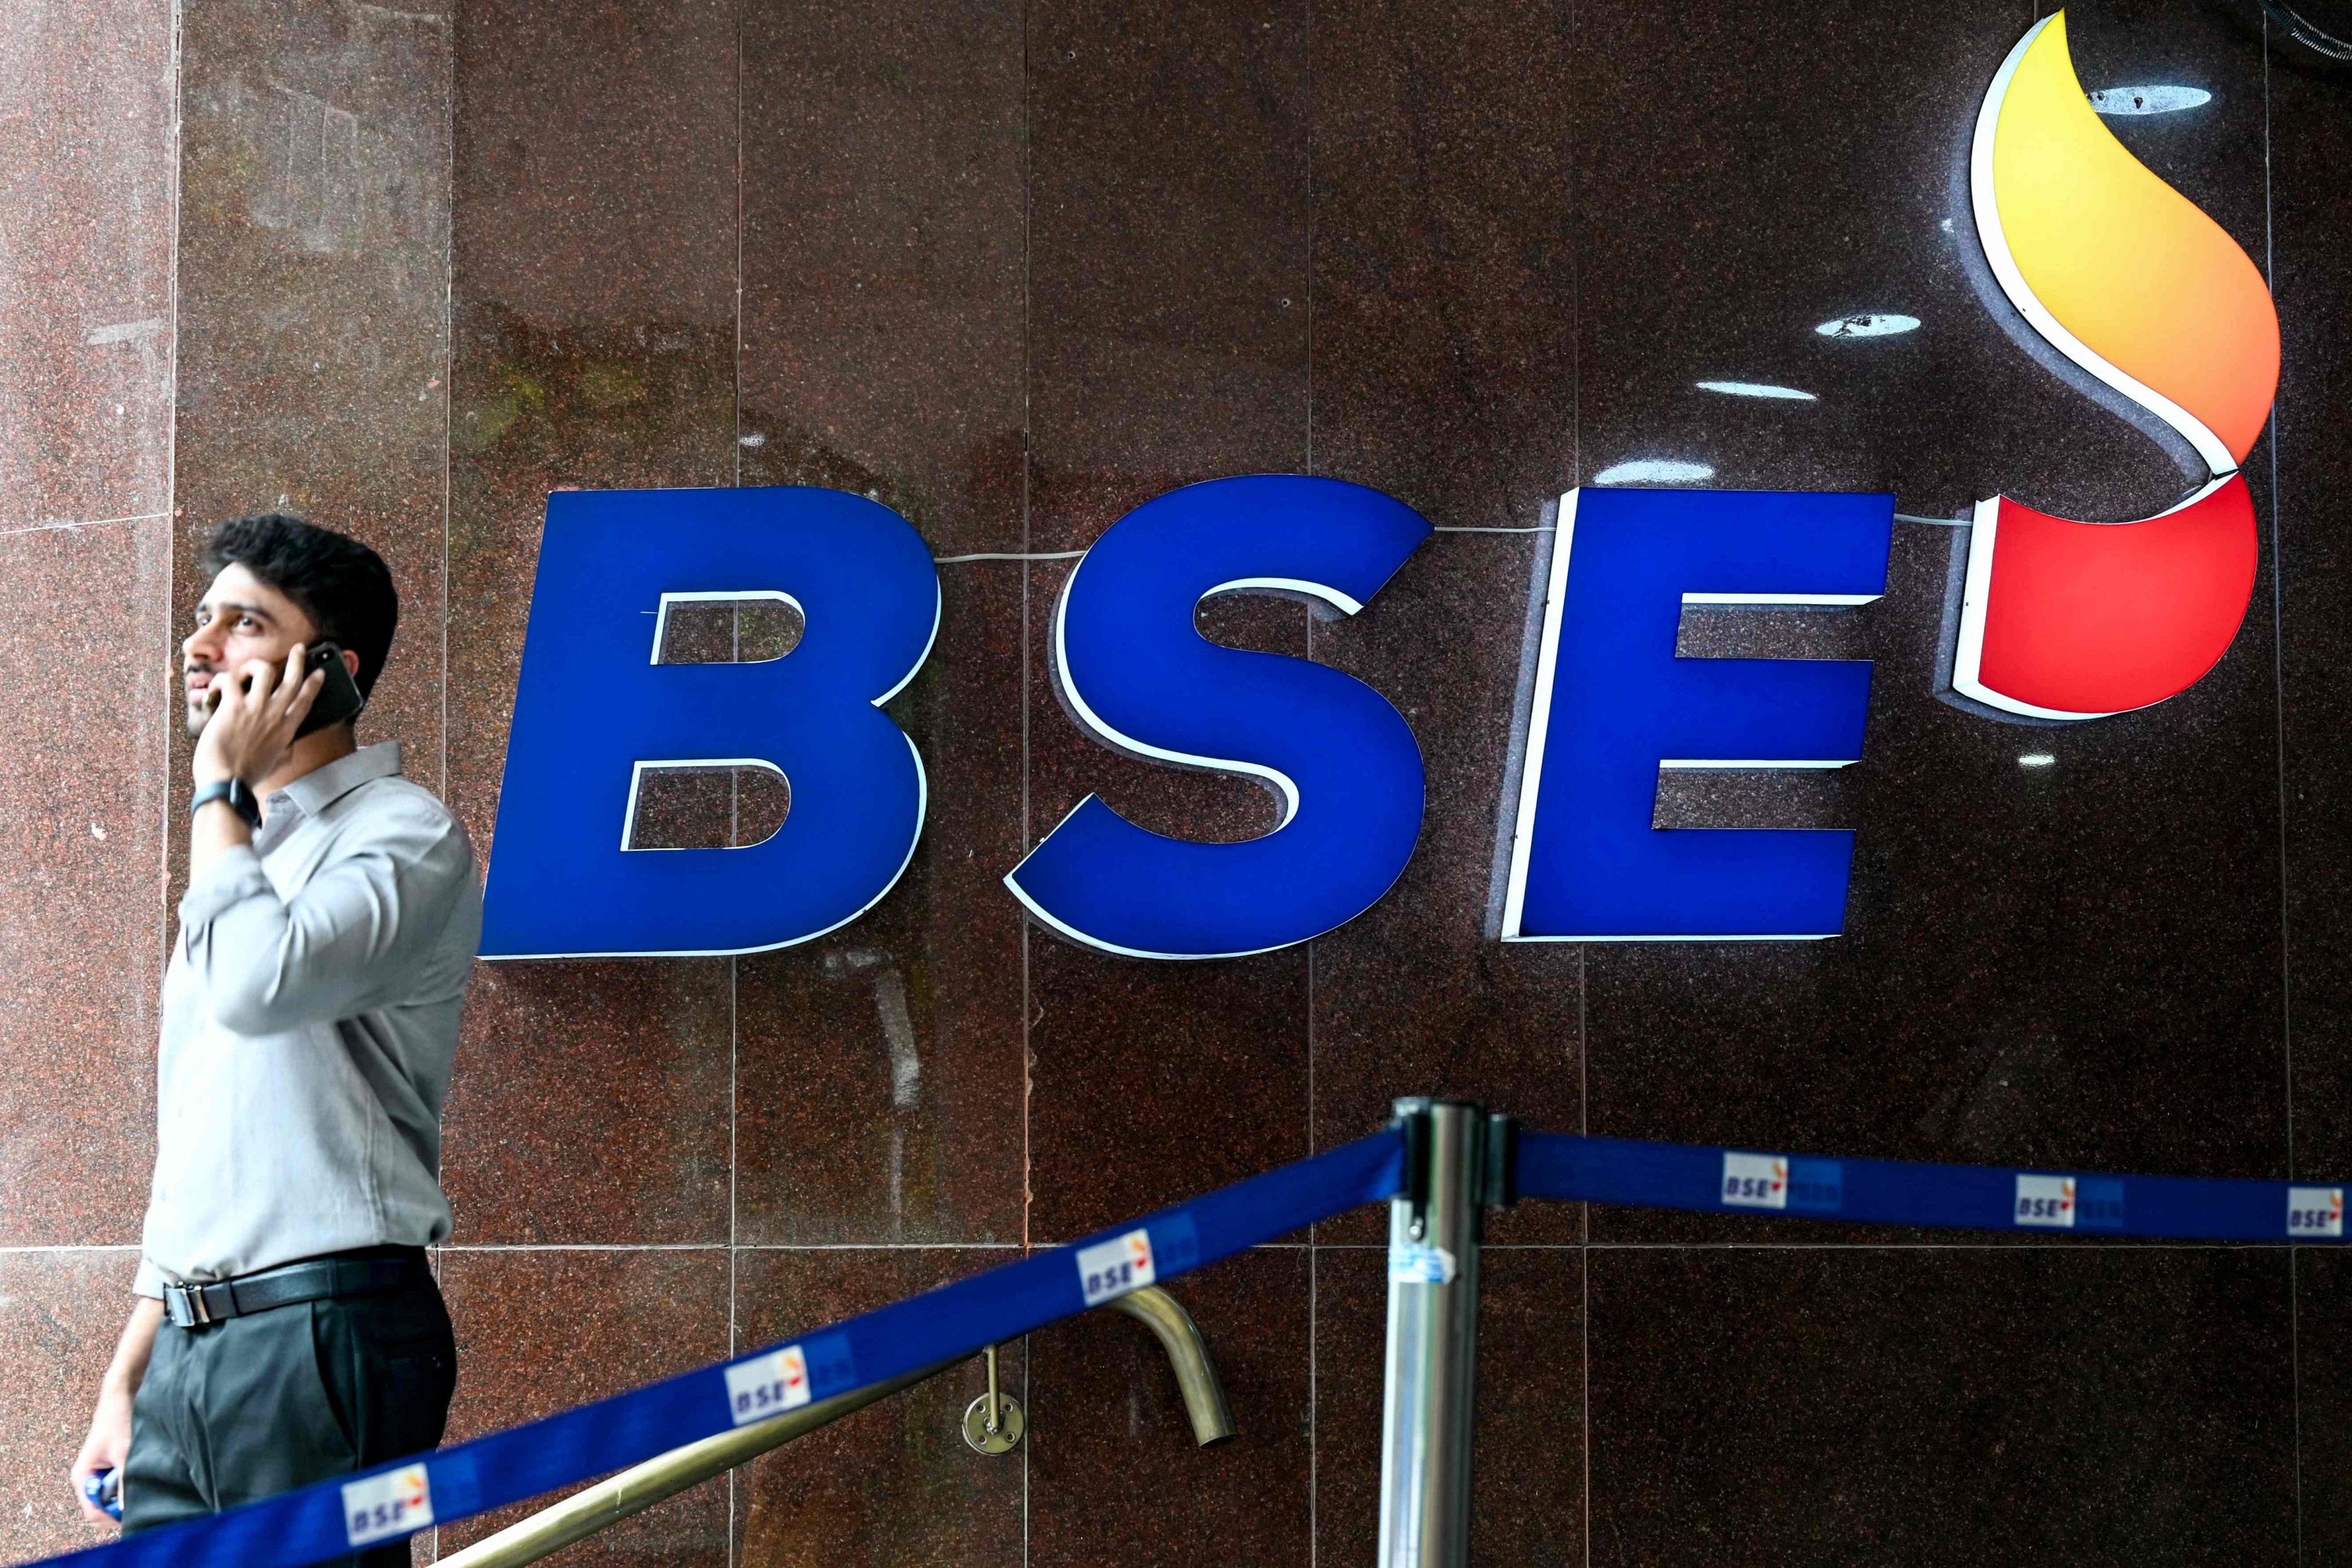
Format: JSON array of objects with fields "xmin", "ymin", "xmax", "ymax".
[
  {"xmin": 478, "ymin": 14, "xmax": 2277, "ymax": 963},
  {"xmin": 1953, "ymin": 13, "xmax": 2272, "ymax": 724},
  {"xmin": 2288, "ymin": 1188, "xmax": 2345, "ymax": 1239}
]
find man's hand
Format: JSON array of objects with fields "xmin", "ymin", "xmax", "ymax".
[
  {"xmin": 192, "ymin": 643, "xmax": 324, "ymax": 787},
  {"xmin": 72, "ymin": 1298, "xmax": 160, "ymax": 1527},
  {"xmin": 69, "ymin": 1387, "xmax": 133, "ymax": 1525}
]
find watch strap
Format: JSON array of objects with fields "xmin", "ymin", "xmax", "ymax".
[{"xmin": 190, "ymin": 777, "xmax": 261, "ymax": 829}]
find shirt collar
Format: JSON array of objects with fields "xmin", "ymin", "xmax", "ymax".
[{"xmin": 277, "ymin": 742, "xmax": 404, "ymax": 819}]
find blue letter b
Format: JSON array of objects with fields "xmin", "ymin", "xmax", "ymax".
[{"xmin": 480, "ymin": 486, "xmax": 938, "ymax": 958}]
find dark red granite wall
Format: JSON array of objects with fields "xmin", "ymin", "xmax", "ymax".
[
  {"xmin": 5, "ymin": 0, "xmax": 2350, "ymax": 1562},
  {"xmin": 0, "ymin": 0, "xmax": 176, "ymax": 1554}
]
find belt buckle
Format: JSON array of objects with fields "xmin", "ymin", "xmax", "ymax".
[{"xmin": 165, "ymin": 1280, "xmax": 212, "ymax": 1328}]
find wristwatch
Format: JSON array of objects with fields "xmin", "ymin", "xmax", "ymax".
[{"xmin": 190, "ymin": 777, "xmax": 261, "ymax": 829}]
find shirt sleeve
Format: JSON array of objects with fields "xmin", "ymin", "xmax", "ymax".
[
  {"xmin": 177, "ymin": 806, "xmax": 474, "ymax": 1036},
  {"xmin": 131, "ymin": 1254, "xmax": 167, "ymax": 1300}
]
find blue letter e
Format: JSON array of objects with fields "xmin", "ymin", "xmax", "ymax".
[
  {"xmin": 1502, "ymin": 486, "xmax": 1892, "ymax": 941},
  {"xmin": 1006, "ymin": 476, "xmax": 1431, "ymax": 959},
  {"xmin": 480, "ymin": 487, "xmax": 939, "ymax": 958}
]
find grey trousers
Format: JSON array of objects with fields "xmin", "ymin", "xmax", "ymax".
[{"xmin": 122, "ymin": 1270, "xmax": 457, "ymax": 1568}]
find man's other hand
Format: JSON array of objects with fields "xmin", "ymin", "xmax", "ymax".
[
  {"xmin": 194, "ymin": 643, "xmax": 324, "ymax": 787},
  {"xmin": 70, "ymin": 1385, "xmax": 132, "ymax": 1526}
]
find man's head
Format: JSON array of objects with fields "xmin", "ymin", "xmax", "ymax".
[{"xmin": 183, "ymin": 515, "xmax": 398, "ymax": 739}]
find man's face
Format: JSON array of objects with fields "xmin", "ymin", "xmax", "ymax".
[{"xmin": 182, "ymin": 565, "xmax": 319, "ymax": 739}]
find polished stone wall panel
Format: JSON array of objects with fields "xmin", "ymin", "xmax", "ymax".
[
  {"xmin": 444, "ymin": 0, "xmax": 740, "ymax": 829},
  {"xmin": 0, "ymin": 1252, "xmax": 142, "ymax": 1563},
  {"xmin": 173, "ymin": 0, "xmax": 451, "ymax": 783},
  {"xmin": 2273, "ymin": 47, "xmax": 2352, "ymax": 1557},
  {"xmin": 1028, "ymin": 1248, "xmax": 1310, "ymax": 1568},
  {"xmin": 1307, "ymin": 0, "xmax": 1576, "ymax": 524},
  {"xmin": 0, "ymin": 0, "xmax": 176, "ymax": 531},
  {"xmin": 451, "ymin": 0, "xmax": 737, "ymax": 334},
  {"xmin": 0, "ymin": 0, "xmax": 176, "ymax": 1263},
  {"xmin": 737, "ymin": 0, "xmax": 1026, "ymax": 554},
  {"xmin": 437, "ymin": 1249, "xmax": 732, "ymax": 1565},
  {"xmin": 0, "ymin": 519, "xmax": 171, "ymax": 1245},
  {"xmin": 439, "ymin": 0, "xmax": 740, "ymax": 1246},
  {"xmin": 625, "ymin": 764, "xmax": 791, "ymax": 852},
  {"xmin": 2272, "ymin": 37, "xmax": 2352, "ymax": 1189},
  {"xmin": 1588, "ymin": 1248, "xmax": 2297, "ymax": 1566},
  {"xmin": 734, "ymin": 566, "xmax": 1026, "ymax": 1245},
  {"xmin": 1026, "ymin": 0, "xmax": 1311, "ymax": 550},
  {"xmin": 1026, "ymin": 932, "xmax": 1311, "ymax": 1241},
  {"xmin": 439, "ymin": 961, "xmax": 732, "ymax": 1243},
  {"xmin": 731, "ymin": 1249, "xmax": 1022, "ymax": 1565},
  {"xmin": 2301, "ymin": 1249, "xmax": 2351, "ymax": 1559}
]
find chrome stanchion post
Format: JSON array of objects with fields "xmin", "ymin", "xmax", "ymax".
[{"xmin": 1377, "ymin": 1099, "xmax": 1512, "ymax": 1568}]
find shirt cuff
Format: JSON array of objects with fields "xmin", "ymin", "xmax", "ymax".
[
  {"xmin": 131, "ymin": 1256, "xmax": 167, "ymax": 1300},
  {"xmin": 177, "ymin": 844, "xmax": 273, "ymax": 932}
]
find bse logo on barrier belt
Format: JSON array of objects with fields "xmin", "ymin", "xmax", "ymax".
[
  {"xmin": 2288, "ymin": 1187, "xmax": 2346, "ymax": 1238},
  {"xmin": 479, "ymin": 13, "xmax": 2278, "ymax": 961},
  {"xmin": 1076, "ymin": 1229, "xmax": 1158, "ymax": 1307},
  {"xmin": 724, "ymin": 1331, "xmax": 856, "ymax": 1426},
  {"xmin": 2014, "ymin": 1172, "xmax": 2128, "ymax": 1231},
  {"xmin": 341, "ymin": 1463, "xmax": 432, "ymax": 1549},
  {"xmin": 1721, "ymin": 1151, "xmax": 1843, "ymax": 1214}
]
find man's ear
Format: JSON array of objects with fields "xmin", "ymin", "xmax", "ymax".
[{"xmin": 341, "ymin": 648, "xmax": 361, "ymax": 682}]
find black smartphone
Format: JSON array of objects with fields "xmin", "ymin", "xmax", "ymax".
[
  {"xmin": 209, "ymin": 642, "xmax": 366, "ymax": 736},
  {"xmin": 295, "ymin": 641, "xmax": 366, "ymax": 737}
]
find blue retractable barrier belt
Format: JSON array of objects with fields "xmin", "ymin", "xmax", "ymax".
[
  {"xmin": 1518, "ymin": 1131, "xmax": 2349, "ymax": 1242},
  {"xmin": 30, "ymin": 1122, "xmax": 2343, "ymax": 1568},
  {"xmin": 31, "ymin": 1131, "xmax": 1405, "ymax": 1568}
]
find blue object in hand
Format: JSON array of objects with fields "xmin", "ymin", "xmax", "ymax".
[{"xmin": 81, "ymin": 1467, "xmax": 121, "ymax": 1521}]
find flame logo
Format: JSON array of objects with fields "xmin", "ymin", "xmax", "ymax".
[
  {"xmin": 388, "ymin": 1463, "xmax": 431, "ymax": 1512},
  {"xmin": 1952, "ymin": 13, "xmax": 2278, "ymax": 721}
]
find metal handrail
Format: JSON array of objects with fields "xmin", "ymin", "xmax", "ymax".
[
  {"xmin": 433, "ymin": 1362, "xmax": 948, "ymax": 1568},
  {"xmin": 1105, "ymin": 1284, "xmax": 1235, "ymax": 1446},
  {"xmin": 435, "ymin": 1284, "xmax": 1231, "ymax": 1568}
]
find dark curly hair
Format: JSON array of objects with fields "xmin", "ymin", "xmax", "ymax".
[{"xmin": 201, "ymin": 513, "xmax": 400, "ymax": 698}]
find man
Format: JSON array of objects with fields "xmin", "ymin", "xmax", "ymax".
[{"xmin": 69, "ymin": 514, "xmax": 481, "ymax": 1563}]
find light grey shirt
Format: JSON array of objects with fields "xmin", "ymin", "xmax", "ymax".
[{"xmin": 134, "ymin": 743, "xmax": 482, "ymax": 1297}]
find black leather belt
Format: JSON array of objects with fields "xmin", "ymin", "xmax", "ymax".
[{"xmin": 161, "ymin": 1248, "xmax": 429, "ymax": 1329}]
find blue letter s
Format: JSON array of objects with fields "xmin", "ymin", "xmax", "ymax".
[
  {"xmin": 1006, "ymin": 477, "xmax": 1432, "ymax": 959},
  {"xmin": 1503, "ymin": 486, "xmax": 1892, "ymax": 941},
  {"xmin": 481, "ymin": 486, "xmax": 938, "ymax": 958}
]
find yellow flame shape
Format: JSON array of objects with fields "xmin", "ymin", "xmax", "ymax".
[{"xmin": 1973, "ymin": 12, "xmax": 2277, "ymax": 472}]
